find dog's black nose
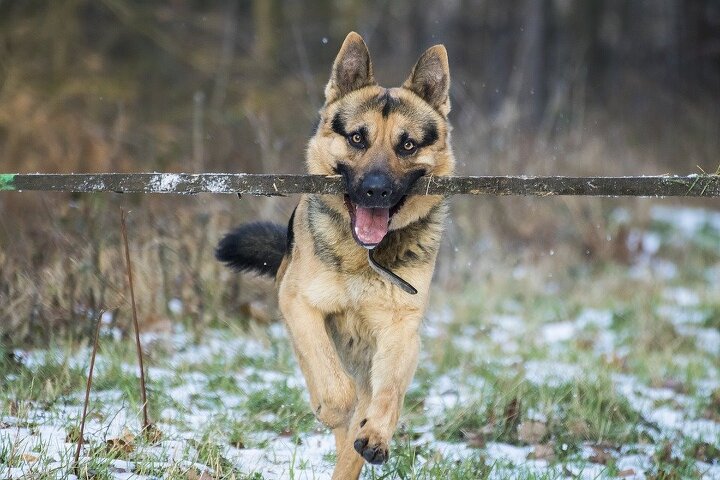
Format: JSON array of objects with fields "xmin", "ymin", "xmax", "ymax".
[{"xmin": 361, "ymin": 171, "xmax": 393, "ymax": 201}]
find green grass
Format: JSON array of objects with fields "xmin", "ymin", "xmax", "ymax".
[
  {"xmin": 2, "ymin": 210, "xmax": 719, "ymax": 479},
  {"xmin": 190, "ymin": 430, "xmax": 245, "ymax": 478},
  {"xmin": 369, "ymin": 440, "xmax": 579, "ymax": 480},
  {"xmin": 370, "ymin": 442, "xmax": 489, "ymax": 480},
  {"xmin": 433, "ymin": 374, "xmax": 641, "ymax": 448},
  {"xmin": 244, "ymin": 381, "xmax": 316, "ymax": 437},
  {"xmin": 0, "ymin": 345, "xmax": 87, "ymax": 405}
]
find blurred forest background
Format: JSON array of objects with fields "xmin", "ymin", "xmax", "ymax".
[{"xmin": 1, "ymin": 0, "xmax": 719, "ymax": 344}]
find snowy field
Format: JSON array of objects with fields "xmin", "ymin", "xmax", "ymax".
[{"xmin": 1, "ymin": 205, "xmax": 719, "ymax": 479}]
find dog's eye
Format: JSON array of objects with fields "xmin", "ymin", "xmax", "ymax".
[
  {"xmin": 348, "ymin": 132, "xmax": 366, "ymax": 149},
  {"xmin": 398, "ymin": 139, "xmax": 417, "ymax": 156}
]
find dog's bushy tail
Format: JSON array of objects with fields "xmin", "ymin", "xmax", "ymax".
[{"xmin": 215, "ymin": 222, "xmax": 286, "ymax": 276}]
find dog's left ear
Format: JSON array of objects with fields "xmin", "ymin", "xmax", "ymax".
[
  {"xmin": 325, "ymin": 32, "xmax": 376, "ymax": 104},
  {"xmin": 402, "ymin": 45, "xmax": 451, "ymax": 116}
]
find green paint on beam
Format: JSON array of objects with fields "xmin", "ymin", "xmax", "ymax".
[{"xmin": 0, "ymin": 174, "xmax": 16, "ymax": 191}]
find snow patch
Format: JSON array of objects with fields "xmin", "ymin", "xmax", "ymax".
[
  {"xmin": 651, "ymin": 205, "xmax": 720, "ymax": 236},
  {"xmin": 541, "ymin": 321, "xmax": 575, "ymax": 343},
  {"xmin": 149, "ymin": 173, "xmax": 182, "ymax": 192}
]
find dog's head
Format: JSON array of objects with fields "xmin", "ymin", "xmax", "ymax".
[{"xmin": 307, "ymin": 32, "xmax": 455, "ymax": 249}]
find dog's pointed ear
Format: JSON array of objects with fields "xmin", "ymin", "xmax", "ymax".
[
  {"xmin": 325, "ymin": 32, "xmax": 376, "ymax": 104},
  {"xmin": 402, "ymin": 45, "xmax": 451, "ymax": 116}
]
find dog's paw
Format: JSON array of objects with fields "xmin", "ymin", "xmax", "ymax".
[
  {"xmin": 353, "ymin": 422, "xmax": 389, "ymax": 465},
  {"xmin": 313, "ymin": 381, "xmax": 356, "ymax": 428}
]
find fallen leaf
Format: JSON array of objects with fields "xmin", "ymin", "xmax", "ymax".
[
  {"xmin": 106, "ymin": 437, "xmax": 134, "ymax": 455},
  {"xmin": 143, "ymin": 423, "xmax": 163, "ymax": 444},
  {"xmin": 528, "ymin": 443, "xmax": 555, "ymax": 461},
  {"xmin": 21, "ymin": 453, "xmax": 38, "ymax": 463},
  {"xmin": 462, "ymin": 430, "xmax": 486, "ymax": 449},
  {"xmin": 589, "ymin": 445, "xmax": 612, "ymax": 465},
  {"xmin": 659, "ymin": 378, "xmax": 687, "ymax": 394},
  {"xmin": 617, "ymin": 468, "xmax": 636, "ymax": 477},
  {"xmin": 567, "ymin": 419, "xmax": 590, "ymax": 437},
  {"xmin": 517, "ymin": 421, "xmax": 547, "ymax": 444},
  {"xmin": 106, "ymin": 428, "xmax": 136, "ymax": 456},
  {"xmin": 187, "ymin": 468, "xmax": 214, "ymax": 480}
]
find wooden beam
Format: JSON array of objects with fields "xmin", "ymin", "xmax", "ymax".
[{"xmin": 1, "ymin": 173, "xmax": 719, "ymax": 197}]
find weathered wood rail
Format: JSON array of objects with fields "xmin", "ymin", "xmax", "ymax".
[{"xmin": 0, "ymin": 173, "xmax": 719, "ymax": 197}]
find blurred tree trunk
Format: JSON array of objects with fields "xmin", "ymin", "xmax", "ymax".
[
  {"xmin": 210, "ymin": 0, "xmax": 238, "ymax": 115},
  {"xmin": 497, "ymin": 0, "xmax": 548, "ymax": 129},
  {"xmin": 678, "ymin": 0, "xmax": 712, "ymax": 90},
  {"xmin": 576, "ymin": 0, "xmax": 607, "ymax": 100},
  {"xmin": 46, "ymin": 0, "xmax": 83, "ymax": 82},
  {"xmin": 253, "ymin": 0, "xmax": 278, "ymax": 74}
]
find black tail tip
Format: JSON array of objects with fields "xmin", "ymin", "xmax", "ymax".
[{"xmin": 215, "ymin": 222, "xmax": 286, "ymax": 277}]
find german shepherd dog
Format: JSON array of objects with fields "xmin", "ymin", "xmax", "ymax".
[{"xmin": 216, "ymin": 32, "xmax": 454, "ymax": 479}]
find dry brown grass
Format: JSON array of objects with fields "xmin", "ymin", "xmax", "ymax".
[
  {"xmin": 1, "ymin": 3, "xmax": 718, "ymax": 345},
  {"xmin": 0, "ymin": 194, "xmax": 285, "ymax": 345}
]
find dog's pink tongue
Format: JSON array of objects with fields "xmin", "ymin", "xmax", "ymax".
[{"xmin": 354, "ymin": 207, "xmax": 390, "ymax": 246}]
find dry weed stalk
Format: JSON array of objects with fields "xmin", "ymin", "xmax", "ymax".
[
  {"xmin": 120, "ymin": 209, "xmax": 150, "ymax": 432},
  {"xmin": 73, "ymin": 310, "xmax": 103, "ymax": 477}
]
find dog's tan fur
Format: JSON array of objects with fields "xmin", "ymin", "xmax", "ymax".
[{"xmin": 275, "ymin": 32, "xmax": 455, "ymax": 479}]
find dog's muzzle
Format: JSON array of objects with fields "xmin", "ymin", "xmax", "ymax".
[{"xmin": 338, "ymin": 165, "xmax": 424, "ymax": 249}]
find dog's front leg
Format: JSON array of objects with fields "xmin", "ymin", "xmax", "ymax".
[
  {"xmin": 352, "ymin": 315, "xmax": 421, "ymax": 465},
  {"xmin": 278, "ymin": 289, "xmax": 356, "ymax": 429},
  {"xmin": 332, "ymin": 391, "xmax": 370, "ymax": 480}
]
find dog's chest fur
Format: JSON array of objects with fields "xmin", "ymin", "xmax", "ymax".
[
  {"xmin": 305, "ymin": 195, "xmax": 444, "ymax": 273},
  {"xmin": 287, "ymin": 194, "xmax": 445, "ymax": 383}
]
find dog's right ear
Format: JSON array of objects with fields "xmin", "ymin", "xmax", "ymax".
[
  {"xmin": 402, "ymin": 45, "xmax": 451, "ymax": 117},
  {"xmin": 324, "ymin": 32, "xmax": 376, "ymax": 104}
]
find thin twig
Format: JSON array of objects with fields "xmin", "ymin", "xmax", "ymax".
[
  {"xmin": 120, "ymin": 209, "xmax": 150, "ymax": 432},
  {"xmin": 73, "ymin": 310, "xmax": 103, "ymax": 477}
]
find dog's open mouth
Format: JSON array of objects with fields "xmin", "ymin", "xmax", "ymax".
[{"xmin": 344, "ymin": 196, "xmax": 406, "ymax": 249}]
